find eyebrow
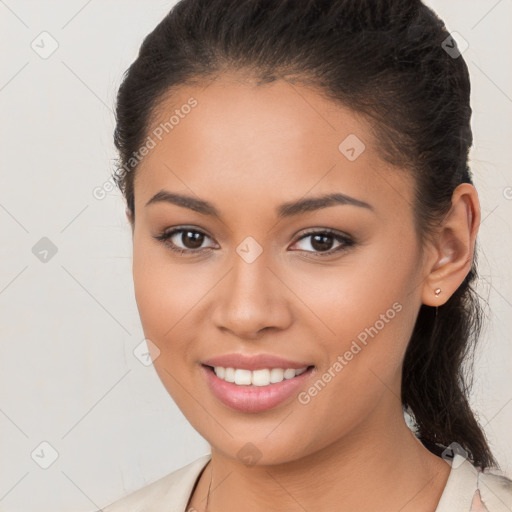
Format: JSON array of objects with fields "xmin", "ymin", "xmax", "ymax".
[{"xmin": 145, "ymin": 190, "xmax": 374, "ymax": 218}]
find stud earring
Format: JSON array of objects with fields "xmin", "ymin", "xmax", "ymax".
[{"xmin": 434, "ymin": 288, "xmax": 442, "ymax": 297}]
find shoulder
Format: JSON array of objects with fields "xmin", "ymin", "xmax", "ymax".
[
  {"xmin": 99, "ymin": 453, "xmax": 211, "ymax": 512},
  {"xmin": 476, "ymin": 466, "xmax": 512, "ymax": 511},
  {"xmin": 436, "ymin": 454, "xmax": 512, "ymax": 512}
]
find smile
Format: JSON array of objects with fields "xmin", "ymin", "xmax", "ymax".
[
  {"xmin": 201, "ymin": 364, "xmax": 315, "ymax": 413},
  {"xmin": 212, "ymin": 366, "xmax": 309, "ymax": 386}
]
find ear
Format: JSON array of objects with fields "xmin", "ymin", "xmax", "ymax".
[
  {"xmin": 125, "ymin": 207, "xmax": 134, "ymax": 234},
  {"xmin": 421, "ymin": 183, "xmax": 481, "ymax": 306}
]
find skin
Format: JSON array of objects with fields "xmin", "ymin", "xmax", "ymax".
[{"xmin": 126, "ymin": 73, "xmax": 480, "ymax": 512}]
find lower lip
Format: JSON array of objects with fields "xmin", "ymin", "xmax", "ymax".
[{"xmin": 201, "ymin": 364, "xmax": 315, "ymax": 413}]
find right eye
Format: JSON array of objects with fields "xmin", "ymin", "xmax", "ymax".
[{"xmin": 153, "ymin": 227, "xmax": 218, "ymax": 255}]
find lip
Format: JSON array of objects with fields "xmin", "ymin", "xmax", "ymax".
[
  {"xmin": 201, "ymin": 353, "xmax": 313, "ymax": 371},
  {"xmin": 201, "ymin": 364, "xmax": 315, "ymax": 413}
]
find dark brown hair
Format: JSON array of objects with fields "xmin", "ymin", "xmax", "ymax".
[{"xmin": 113, "ymin": 0, "xmax": 498, "ymax": 469}]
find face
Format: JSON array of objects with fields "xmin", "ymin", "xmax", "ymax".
[{"xmin": 130, "ymin": 74, "xmax": 429, "ymax": 465}]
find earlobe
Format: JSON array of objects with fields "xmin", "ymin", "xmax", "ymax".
[
  {"xmin": 421, "ymin": 183, "xmax": 480, "ymax": 307},
  {"xmin": 126, "ymin": 208, "xmax": 134, "ymax": 234}
]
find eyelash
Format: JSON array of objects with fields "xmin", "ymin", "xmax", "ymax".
[{"xmin": 153, "ymin": 226, "xmax": 355, "ymax": 258}]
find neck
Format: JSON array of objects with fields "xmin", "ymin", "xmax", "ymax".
[{"xmin": 192, "ymin": 400, "xmax": 451, "ymax": 512}]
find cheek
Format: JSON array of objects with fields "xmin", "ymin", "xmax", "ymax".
[
  {"xmin": 292, "ymin": 234, "xmax": 421, "ymax": 391},
  {"xmin": 133, "ymin": 234, "xmax": 196, "ymax": 316},
  {"xmin": 131, "ymin": 237, "xmax": 224, "ymax": 382},
  {"xmin": 292, "ymin": 238, "xmax": 417, "ymax": 338},
  {"xmin": 289, "ymin": 275, "xmax": 418, "ymax": 453},
  {"xmin": 131, "ymin": 243, "xmax": 206, "ymax": 412},
  {"xmin": 132, "ymin": 239, "xmax": 198, "ymax": 349}
]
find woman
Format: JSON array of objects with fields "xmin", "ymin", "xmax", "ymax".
[{"xmin": 102, "ymin": 0, "xmax": 512, "ymax": 510}]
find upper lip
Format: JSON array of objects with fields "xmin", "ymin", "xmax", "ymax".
[{"xmin": 202, "ymin": 353, "xmax": 313, "ymax": 371}]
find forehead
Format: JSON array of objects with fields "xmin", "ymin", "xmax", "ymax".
[{"xmin": 133, "ymin": 75, "xmax": 414, "ymax": 217}]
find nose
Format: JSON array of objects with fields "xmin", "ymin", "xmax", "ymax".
[{"xmin": 210, "ymin": 249, "xmax": 293, "ymax": 340}]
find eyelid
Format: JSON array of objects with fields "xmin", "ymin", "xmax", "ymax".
[
  {"xmin": 293, "ymin": 227, "xmax": 350, "ymax": 242},
  {"xmin": 289, "ymin": 227, "xmax": 354, "ymax": 255}
]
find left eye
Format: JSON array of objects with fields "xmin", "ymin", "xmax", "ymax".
[{"xmin": 290, "ymin": 230, "xmax": 354, "ymax": 255}]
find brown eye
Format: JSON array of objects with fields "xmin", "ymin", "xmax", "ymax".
[
  {"xmin": 290, "ymin": 229, "xmax": 355, "ymax": 257},
  {"xmin": 310, "ymin": 233, "xmax": 335, "ymax": 251},
  {"xmin": 179, "ymin": 230, "xmax": 205, "ymax": 249},
  {"xmin": 153, "ymin": 227, "xmax": 217, "ymax": 255}
]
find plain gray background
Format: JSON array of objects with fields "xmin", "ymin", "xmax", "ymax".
[{"xmin": 0, "ymin": 1, "xmax": 511, "ymax": 510}]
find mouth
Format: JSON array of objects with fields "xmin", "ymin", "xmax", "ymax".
[
  {"xmin": 203, "ymin": 364, "xmax": 315, "ymax": 386},
  {"xmin": 201, "ymin": 363, "xmax": 316, "ymax": 413}
]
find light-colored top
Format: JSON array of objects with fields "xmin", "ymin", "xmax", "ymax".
[{"xmin": 101, "ymin": 453, "xmax": 512, "ymax": 512}]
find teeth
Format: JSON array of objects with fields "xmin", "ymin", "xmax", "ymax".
[
  {"xmin": 225, "ymin": 367, "xmax": 235, "ymax": 382},
  {"xmin": 252, "ymin": 369, "xmax": 270, "ymax": 386},
  {"xmin": 212, "ymin": 366, "xmax": 309, "ymax": 386},
  {"xmin": 234, "ymin": 369, "xmax": 252, "ymax": 385}
]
